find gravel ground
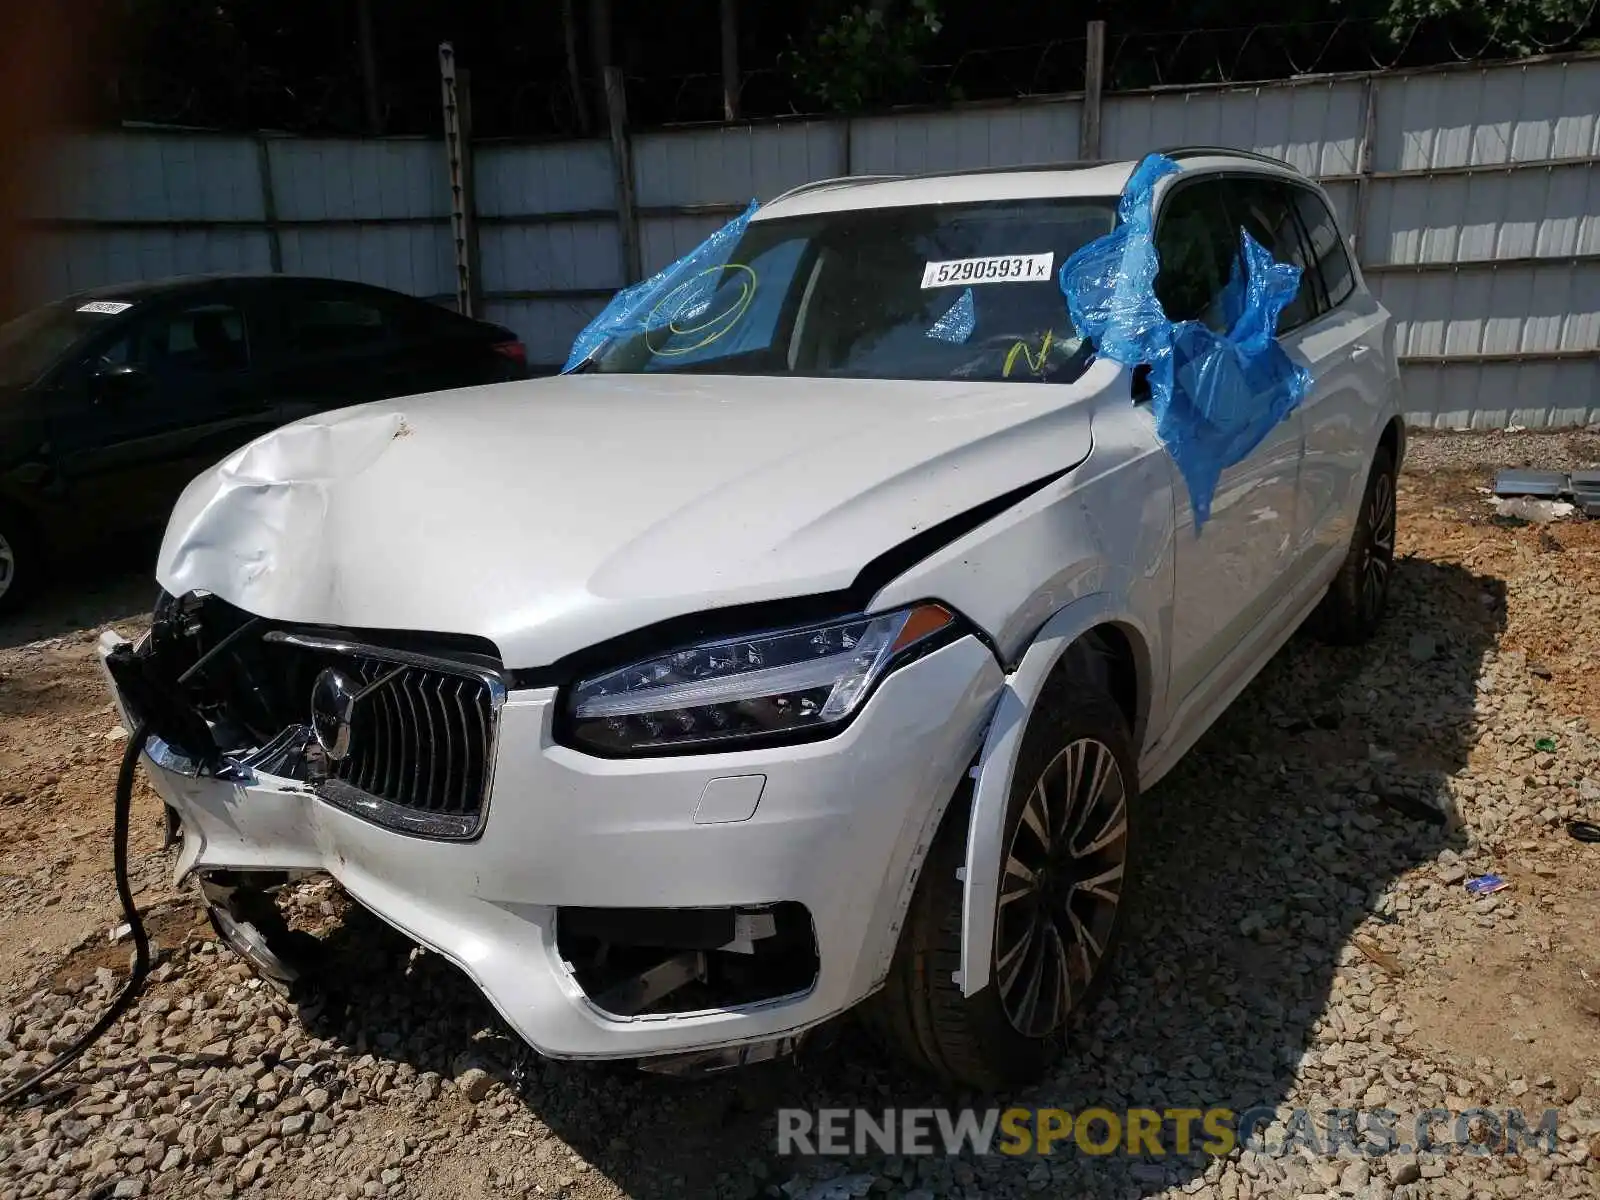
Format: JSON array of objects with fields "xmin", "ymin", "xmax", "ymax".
[{"xmin": 3, "ymin": 429, "xmax": 1600, "ymax": 1200}]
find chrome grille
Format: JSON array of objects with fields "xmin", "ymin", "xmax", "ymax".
[
  {"xmin": 252, "ymin": 631, "xmax": 503, "ymax": 841},
  {"xmin": 323, "ymin": 658, "xmax": 496, "ymax": 838}
]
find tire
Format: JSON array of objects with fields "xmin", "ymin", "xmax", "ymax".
[
  {"xmin": 1314, "ymin": 444, "xmax": 1397, "ymax": 645},
  {"xmin": 871, "ymin": 643, "xmax": 1142, "ymax": 1091},
  {"xmin": 0, "ymin": 506, "xmax": 37, "ymax": 619}
]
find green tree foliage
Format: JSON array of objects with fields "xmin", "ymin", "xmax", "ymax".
[
  {"xmin": 1378, "ymin": 0, "xmax": 1599, "ymax": 54},
  {"xmin": 102, "ymin": 0, "xmax": 1598, "ymax": 135},
  {"xmin": 782, "ymin": 0, "xmax": 944, "ymax": 112}
]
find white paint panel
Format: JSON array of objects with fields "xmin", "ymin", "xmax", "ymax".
[
  {"xmin": 1103, "ymin": 81, "xmax": 1364, "ymax": 176},
  {"xmin": 639, "ymin": 215, "xmax": 726, "ymax": 275},
  {"xmin": 478, "ymin": 221, "xmax": 622, "ymax": 292},
  {"xmin": 1365, "ymin": 165, "xmax": 1600, "ymax": 266},
  {"xmin": 268, "ymin": 139, "xmax": 447, "ymax": 221},
  {"xmin": 1378, "ymin": 263, "xmax": 1600, "ymax": 357},
  {"xmin": 278, "ymin": 226, "xmax": 455, "ymax": 297},
  {"xmin": 1401, "ymin": 359, "xmax": 1600, "ymax": 429},
  {"xmin": 43, "ymin": 134, "xmax": 264, "ymax": 221},
  {"xmin": 1321, "ymin": 180, "xmax": 1357, "ymax": 238},
  {"xmin": 1375, "ymin": 60, "xmax": 1600, "ymax": 171},
  {"xmin": 483, "ymin": 298, "xmax": 606, "ymax": 368},
  {"xmin": 633, "ymin": 122, "xmax": 845, "ymax": 207},
  {"xmin": 849, "ymin": 103, "xmax": 1083, "ymax": 175},
  {"xmin": 28, "ymin": 229, "xmax": 274, "ymax": 304},
  {"xmin": 476, "ymin": 141, "xmax": 614, "ymax": 215}
]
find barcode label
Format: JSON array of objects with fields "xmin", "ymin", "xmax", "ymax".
[{"xmin": 920, "ymin": 253, "xmax": 1054, "ymax": 288}]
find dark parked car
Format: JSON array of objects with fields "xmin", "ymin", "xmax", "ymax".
[{"xmin": 0, "ymin": 274, "xmax": 527, "ymax": 613}]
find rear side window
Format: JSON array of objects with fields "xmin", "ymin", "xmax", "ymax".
[
  {"xmin": 283, "ymin": 292, "xmax": 394, "ymax": 355},
  {"xmin": 1153, "ymin": 180, "xmax": 1238, "ymax": 330},
  {"xmin": 1221, "ymin": 179, "xmax": 1316, "ymax": 333},
  {"xmin": 1292, "ymin": 189, "xmax": 1357, "ymax": 310}
]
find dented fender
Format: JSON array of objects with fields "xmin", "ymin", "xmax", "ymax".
[{"xmin": 956, "ymin": 593, "xmax": 1158, "ymax": 998}]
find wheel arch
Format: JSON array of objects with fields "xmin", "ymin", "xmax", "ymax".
[{"xmin": 955, "ymin": 594, "xmax": 1155, "ymax": 998}]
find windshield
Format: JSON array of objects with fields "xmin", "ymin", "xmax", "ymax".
[
  {"xmin": 588, "ymin": 198, "xmax": 1117, "ymax": 383},
  {"xmin": 0, "ymin": 301, "xmax": 130, "ymax": 388}
]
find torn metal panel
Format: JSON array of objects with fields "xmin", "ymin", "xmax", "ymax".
[{"xmin": 1493, "ymin": 469, "xmax": 1568, "ymax": 498}]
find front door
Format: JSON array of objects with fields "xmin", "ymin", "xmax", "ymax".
[
  {"xmin": 1154, "ymin": 174, "xmax": 1305, "ymax": 711},
  {"xmin": 50, "ymin": 292, "xmax": 278, "ymax": 533}
]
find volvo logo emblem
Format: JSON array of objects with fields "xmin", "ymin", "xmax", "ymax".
[{"xmin": 310, "ymin": 668, "xmax": 360, "ymax": 761}]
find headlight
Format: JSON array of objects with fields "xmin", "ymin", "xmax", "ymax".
[{"xmin": 566, "ymin": 603, "xmax": 959, "ymax": 754}]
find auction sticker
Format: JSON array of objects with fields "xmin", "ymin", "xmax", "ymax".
[
  {"xmin": 76, "ymin": 300, "xmax": 134, "ymax": 315},
  {"xmin": 921, "ymin": 253, "xmax": 1053, "ymax": 288}
]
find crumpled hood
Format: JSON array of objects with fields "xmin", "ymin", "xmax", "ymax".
[{"xmin": 157, "ymin": 370, "xmax": 1103, "ymax": 668}]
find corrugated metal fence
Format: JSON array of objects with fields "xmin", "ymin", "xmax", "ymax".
[{"xmin": 25, "ymin": 54, "xmax": 1600, "ymax": 429}]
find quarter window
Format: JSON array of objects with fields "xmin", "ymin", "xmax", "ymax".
[{"xmin": 1292, "ymin": 189, "xmax": 1357, "ymax": 310}]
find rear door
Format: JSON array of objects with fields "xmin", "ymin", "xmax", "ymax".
[
  {"xmin": 50, "ymin": 289, "xmax": 276, "ymax": 530},
  {"xmin": 1155, "ymin": 174, "xmax": 1306, "ymax": 710},
  {"xmin": 1221, "ymin": 176, "xmax": 1386, "ymax": 573},
  {"xmin": 1284, "ymin": 186, "xmax": 1390, "ymax": 566}
]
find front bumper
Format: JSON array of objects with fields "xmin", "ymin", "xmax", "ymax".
[{"xmin": 98, "ymin": 629, "xmax": 1002, "ymax": 1060}]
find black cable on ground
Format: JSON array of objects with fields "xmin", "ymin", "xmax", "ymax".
[{"xmin": 1, "ymin": 721, "xmax": 152, "ymax": 1109}]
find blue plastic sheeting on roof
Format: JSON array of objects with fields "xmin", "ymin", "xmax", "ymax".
[
  {"xmin": 925, "ymin": 287, "xmax": 976, "ymax": 344},
  {"xmin": 1059, "ymin": 153, "xmax": 1312, "ymax": 526},
  {"xmin": 562, "ymin": 199, "xmax": 760, "ymax": 374}
]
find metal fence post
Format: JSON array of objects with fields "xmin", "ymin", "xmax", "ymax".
[
  {"xmin": 1352, "ymin": 73, "xmax": 1378, "ymax": 263},
  {"xmin": 254, "ymin": 134, "xmax": 283, "ymax": 273},
  {"xmin": 604, "ymin": 65, "xmax": 643, "ymax": 284},
  {"xmin": 439, "ymin": 42, "xmax": 479, "ymax": 317},
  {"xmin": 1080, "ymin": 20, "xmax": 1106, "ymax": 161},
  {"xmin": 720, "ymin": 0, "xmax": 740, "ymax": 122}
]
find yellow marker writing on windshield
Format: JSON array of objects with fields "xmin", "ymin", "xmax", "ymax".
[
  {"xmin": 645, "ymin": 263, "xmax": 758, "ymax": 356},
  {"xmin": 1003, "ymin": 329, "xmax": 1054, "ymax": 378}
]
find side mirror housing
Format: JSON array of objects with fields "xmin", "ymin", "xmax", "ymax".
[{"xmin": 93, "ymin": 362, "xmax": 147, "ymax": 404}]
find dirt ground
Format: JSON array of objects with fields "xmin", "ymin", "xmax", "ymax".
[{"xmin": 3, "ymin": 429, "xmax": 1600, "ymax": 1200}]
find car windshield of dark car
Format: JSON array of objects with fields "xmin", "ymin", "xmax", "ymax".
[
  {"xmin": 0, "ymin": 301, "xmax": 129, "ymax": 388},
  {"xmin": 587, "ymin": 198, "xmax": 1117, "ymax": 383}
]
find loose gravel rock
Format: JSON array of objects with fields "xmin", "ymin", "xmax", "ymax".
[{"xmin": 3, "ymin": 431, "xmax": 1600, "ymax": 1200}]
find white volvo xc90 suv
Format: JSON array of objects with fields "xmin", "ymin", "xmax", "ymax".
[{"xmin": 99, "ymin": 148, "xmax": 1403, "ymax": 1088}]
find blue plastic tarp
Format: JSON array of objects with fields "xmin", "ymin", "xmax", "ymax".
[
  {"xmin": 1059, "ymin": 153, "xmax": 1312, "ymax": 526},
  {"xmin": 562, "ymin": 200, "xmax": 760, "ymax": 374}
]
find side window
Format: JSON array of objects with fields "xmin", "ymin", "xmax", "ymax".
[
  {"xmin": 283, "ymin": 292, "xmax": 394, "ymax": 356},
  {"xmin": 1222, "ymin": 179, "xmax": 1317, "ymax": 333},
  {"xmin": 1153, "ymin": 181, "xmax": 1237, "ymax": 330},
  {"xmin": 103, "ymin": 303, "xmax": 250, "ymax": 374},
  {"xmin": 1292, "ymin": 189, "xmax": 1356, "ymax": 310}
]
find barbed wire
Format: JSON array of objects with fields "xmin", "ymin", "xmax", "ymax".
[
  {"xmin": 624, "ymin": 10, "xmax": 1599, "ymax": 129},
  {"xmin": 110, "ymin": 9, "xmax": 1599, "ymax": 138}
]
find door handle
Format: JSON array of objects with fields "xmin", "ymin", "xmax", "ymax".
[{"xmin": 1350, "ymin": 344, "xmax": 1374, "ymax": 360}]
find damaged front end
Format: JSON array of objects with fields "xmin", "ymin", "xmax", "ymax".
[
  {"xmin": 99, "ymin": 592, "xmax": 831, "ymax": 1072},
  {"xmin": 106, "ymin": 589, "xmax": 505, "ymax": 839}
]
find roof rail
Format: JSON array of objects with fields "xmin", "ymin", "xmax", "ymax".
[
  {"xmin": 765, "ymin": 174, "xmax": 904, "ymax": 206},
  {"xmin": 902, "ymin": 157, "xmax": 1117, "ymax": 182},
  {"xmin": 1158, "ymin": 145, "xmax": 1298, "ymax": 170}
]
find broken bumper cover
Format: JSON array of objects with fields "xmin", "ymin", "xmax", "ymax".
[{"xmin": 97, "ymin": 629, "xmax": 1001, "ymax": 1061}]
